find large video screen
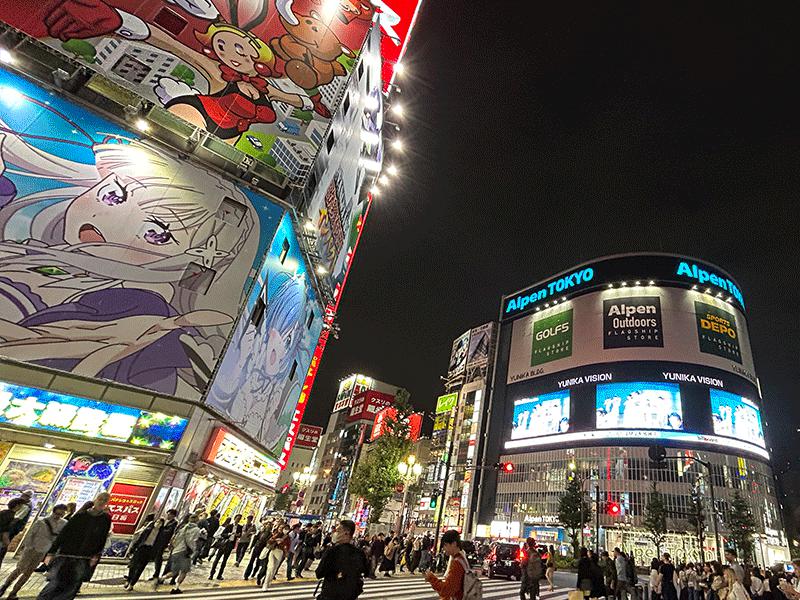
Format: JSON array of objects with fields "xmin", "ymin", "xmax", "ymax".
[
  {"xmin": 596, "ymin": 382, "xmax": 683, "ymax": 430},
  {"xmin": 710, "ymin": 389, "xmax": 765, "ymax": 449},
  {"xmin": 512, "ymin": 391, "xmax": 571, "ymax": 440}
]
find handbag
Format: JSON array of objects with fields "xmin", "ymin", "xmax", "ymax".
[{"xmin": 570, "ymin": 590, "xmax": 587, "ymax": 600}]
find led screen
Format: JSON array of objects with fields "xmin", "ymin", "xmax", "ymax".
[
  {"xmin": 511, "ymin": 391, "xmax": 570, "ymax": 440},
  {"xmin": 710, "ymin": 389, "xmax": 765, "ymax": 449},
  {"xmin": 596, "ymin": 382, "xmax": 683, "ymax": 430}
]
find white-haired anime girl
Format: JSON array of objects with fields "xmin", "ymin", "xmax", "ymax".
[{"xmin": 0, "ymin": 103, "xmax": 260, "ymax": 398}]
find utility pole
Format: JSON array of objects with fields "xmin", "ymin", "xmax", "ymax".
[{"xmin": 594, "ymin": 483, "xmax": 600, "ymax": 554}]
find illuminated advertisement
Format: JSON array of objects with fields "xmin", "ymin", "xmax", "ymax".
[
  {"xmin": 0, "ymin": 67, "xmax": 292, "ymax": 401},
  {"xmin": 449, "ymin": 330, "xmax": 470, "ymax": 375},
  {"xmin": 710, "ymin": 389, "xmax": 765, "ymax": 449},
  {"xmin": 466, "ymin": 322, "xmax": 494, "ymax": 368},
  {"xmin": 294, "ymin": 424, "xmax": 323, "ymax": 449},
  {"xmin": 205, "ymin": 212, "xmax": 323, "ymax": 456},
  {"xmin": 347, "ymin": 390, "xmax": 394, "ymax": 422},
  {"xmin": 695, "ymin": 302, "xmax": 742, "ymax": 363},
  {"xmin": 511, "ymin": 391, "xmax": 570, "ymax": 440},
  {"xmin": 507, "ymin": 288, "xmax": 756, "ymax": 386},
  {"xmin": 0, "ymin": 381, "xmax": 187, "ymax": 449},
  {"xmin": 108, "ymin": 482, "xmax": 154, "ymax": 535},
  {"xmin": 436, "ymin": 393, "xmax": 458, "ymax": 414},
  {"xmin": 603, "ymin": 296, "xmax": 663, "ymax": 348},
  {"xmin": 204, "ymin": 428, "xmax": 280, "ymax": 488},
  {"xmin": 596, "ymin": 382, "xmax": 683, "ymax": 431},
  {"xmin": 377, "ymin": 0, "xmax": 424, "ymax": 91},
  {"xmin": 1, "ymin": 0, "xmax": 375, "ymax": 166},
  {"xmin": 370, "ymin": 407, "xmax": 422, "ymax": 441}
]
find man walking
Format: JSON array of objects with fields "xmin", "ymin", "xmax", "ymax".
[
  {"xmin": 520, "ymin": 539, "xmax": 543, "ymax": 600},
  {"xmin": 151, "ymin": 509, "xmax": 177, "ymax": 580},
  {"xmin": 154, "ymin": 514, "xmax": 201, "ymax": 595},
  {"xmin": 615, "ymin": 548, "xmax": 631, "ymax": 600},
  {"xmin": 725, "ymin": 549, "xmax": 744, "ymax": 583},
  {"xmin": 0, "ymin": 504, "xmax": 67, "ymax": 600},
  {"xmin": 286, "ymin": 523, "xmax": 302, "ymax": 580},
  {"xmin": 37, "ymin": 492, "xmax": 112, "ymax": 600},
  {"xmin": 234, "ymin": 515, "xmax": 255, "ymax": 567},
  {"xmin": 315, "ymin": 520, "xmax": 369, "ymax": 600},
  {"xmin": 196, "ymin": 509, "xmax": 219, "ymax": 563}
]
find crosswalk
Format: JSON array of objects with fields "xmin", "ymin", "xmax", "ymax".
[{"xmin": 103, "ymin": 577, "xmax": 568, "ymax": 599}]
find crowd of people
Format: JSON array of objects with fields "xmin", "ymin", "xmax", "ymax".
[{"xmin": 573, "ymin": 547, "xmax": 800, "ymax": 600}]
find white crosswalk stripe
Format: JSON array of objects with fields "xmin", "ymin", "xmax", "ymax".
[{"xmin": 95, "ymin": 578, "xmax": 569, "ymax": 600}]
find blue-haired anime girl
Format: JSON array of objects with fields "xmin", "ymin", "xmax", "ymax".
[{"xmin": 0, "ymin": 89, "xmax": 260, "ymax": 398}]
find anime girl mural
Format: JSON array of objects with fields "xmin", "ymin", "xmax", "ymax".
[
  {"xmin": 0, "ymin": 68, "xmax": 281, "ymax": 399},
  {"xmin": 205, "ymin": 213, "xmax": 323, "ymax": 453}
]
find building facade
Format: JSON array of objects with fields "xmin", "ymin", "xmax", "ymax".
[{"xmin": 479, "ymin": 253, "xmax": 789, "ymax": 564}]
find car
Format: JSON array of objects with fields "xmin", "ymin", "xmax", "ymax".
[
  {"xmin": 461, "ymin": 540, "xmax": 481, "ymax": 568},
  {"xmin": 484, "ymin": 542, "xmax": 523, "ymax": 580}
]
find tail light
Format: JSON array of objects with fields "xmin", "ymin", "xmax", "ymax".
[{"xmin": 517, "ymin": 548, "xmax": 526, "ymax": 561}]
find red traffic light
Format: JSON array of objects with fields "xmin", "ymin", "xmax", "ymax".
[
  {"xmin": 500, "ymin": 462, "xmax": 514, "ymax": 473},
  {"xmin": 607, "ymin": 502, "xmax": 621, "ymax": 516}
]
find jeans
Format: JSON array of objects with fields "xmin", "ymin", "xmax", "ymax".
[
  {"xmin": 286, "ymin": 551, "xmax": 296, "ymax": 579},
  {"xmin": 244, "ymin": 545, "xmax": 263, "ymax": 579},
  {"xmin": 520, "ymin": 577, "xmax": 540, "ymax": 600},
  {"xmin": 235, "ymin": 543, "xmax": 248, "ymax": 565},
  {"xmin": 151, "ymin": 546, "xmax": 167, "ymax": 578},
  {"xmin": 210, "ymin": 543, "xmax": 233, "ymax": 578},
  {"xmin": 618, "ymin": 580, "xmax": 632, "ymax": 600},
  {"xmin": 127, "ymin": 545, "xmax": 154, "ymax": 586},
  {"xmin": 419, "ymin": 550, "xmax": 431, "ymax": 571},
  {"xmin": 37, "ymin": 557, "xmax": 91, "ymax": 600}
]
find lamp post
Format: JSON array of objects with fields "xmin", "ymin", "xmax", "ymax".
[
  {"xmin": 397, "ymin": 455, "xmax": 423, "ymax": 534},
  {"xmin": 292, "ymin": 467, "xmax": 317, "ymax": 511}
]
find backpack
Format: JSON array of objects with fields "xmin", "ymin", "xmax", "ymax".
[
  {"xmin": 457, "ymin": 556, "xmax": 483, "ymax": 600},
  {"xmin": 527, "ymin": 555, "xmax": 544, "ymax": 581},
  {"xmin": 625, "ymin": 556, "xmax": 635, "ymax": 582}
]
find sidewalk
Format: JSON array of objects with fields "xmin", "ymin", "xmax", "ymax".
[{"xmin": 0, "ymin": 554, "xmax": 326, "ymax": 598}]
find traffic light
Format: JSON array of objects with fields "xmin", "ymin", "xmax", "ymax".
[
  {"xmin": 498, "ymin": 462, "xmax": 515, "ymax": 473},
  {"xmin": 430, "ymin": 490, "xmax": 440, "ymax": 509},
  {"xmin": 606, "ymin": 502, "xmax": 621, "ymax": 516}
]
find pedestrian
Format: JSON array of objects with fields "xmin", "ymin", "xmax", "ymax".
[
  {"xmin": 209, "ymin": 514, "xmax": 239, "ymax": 580},
  {"xmin": 546, "ymin": 545, "xmax": 557, "ymax": 592},
  {"xmin": 710, "ymin": 562, "xmax": 727, "ymax": 600},
  {"xmin": 0, "ymin": 503, "xmax": 67, "ymax": 600},
  {"xmin": 151, "ymin": 509, "xmax": 178, "ymax": 580},
  {"xmin": 0, "ymin": 498, "xmax": 29, "ymax": 571},
  {"xmin": 380, "ymin": 536, "xmax": 398, "ymax": 577},
  {"xmin": 410, "ymin": 535, "xmax": 422, "ymax": 574},
  {"xmin": 600, "ymin": 550, "xmax": 618, "ymax": 600},
  {"xmin": 154, "ymin": 513, "xmax": 201, "ymax": 595},
  {"xmin": 403, "ymin": 536, "xmax": 412, "ymax": 573},
  {"xmin": 750, "ymin": 567, "xmax": 765, "ymax": 599},
  {"xmin": 724, "ymin": 550, "xmax": 744, "ymax": 584},
  {"xmin": 197, "ymin": 509, "xmax": 219, "ymax": 562},
  {"xmin": 244, "ymin": 520, "xmax": 271, "ymax": 581},
  {"xmin": 297, "ymin": 523, "xmax": 320, "ymax": 577},
  {"xmin": 315, "ymin": 520, "xmax": 369, "ymax": 600},
  {"xmin": 368, "ymin": 533, "xmax": 385, "ymax": 579},
  {"xmin": 261, "ymin": 523, "xmax": 290, "ymax": 591},
  {"xmin": 36, "ymin": 492, "xmax": 112, "ymax": 600},
  {"xmin": 650, "ymin": 558, "xmax": 664, "ymax": 600},
  {"xmin": 420, "ymin": 533, "xmax": 433, "ymax": 572},
  {"xmin": 124, "ymin": 515, "xmax": 162, "ymax": 590},
  {"xmin": 425, "ymin": 529, "xmax": 477, "ymax": 600},
  {"xmin": 724, "ymin": 568, "xmax": 749, "ymax": 600},
  {"xmin": 615, "ymin": 549, "xmax": 631, "ymax": 600},
  {"xmin": 520, "ymin": 538, "xmax": 543, "ymax": 600},
  {"xmin": 286, "ymin": 523, "xmax": 302, "ymax": 580},
  {"xmin": 234, "ymin": 514, "xmax": 255, "ymax": 567},
  {"xmin": 659, "ymin": 553, "xmax": 678, "ymax": 600},
  {"xmin": 578, "ymin": 548, "xmax": 594, "ymax": 597}
]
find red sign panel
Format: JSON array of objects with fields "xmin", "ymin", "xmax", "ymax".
[
  {"xmin": 371, "ymin": 409, "xmax": 422, "ymax": 441},
  {"xmin": 377, "ymin": 0, "xmax": 424, "ymax": 91},
  {"xmin": 407, "ymin": 412, "xmax": 423, "ymax": 441},
  {"xmin": 108, "ymin": 482, "xmax": 153, "ymax": 535},
  {"xmin": 347, "ymin": 390, "xmax": 395, "ymax": 422},
  {"xmin": 295, "ymin": 424, "xmax": 323, "ymax": 449}
]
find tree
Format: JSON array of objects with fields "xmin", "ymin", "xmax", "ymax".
[
  {"xmin": 273, "ymin": 483, "xmax": 298, "ymax": 512},
  {"xmin": 61, "ymin": 39, "xmax": 96, "ymax": 63},
  {"xmin": 349, "ymin": 389, "xmax": 413, "ymax": 523},
  {"xmin": 643, "ymin": 481, "xmax": 668, "ymax": 556},
  {"xmin": 292, "ymin": 109, "xmax": 314, "ymax": 123},
  {"xmin": 557, "ymin": 475, "xmax": 591, "ymax": 557},
  {"xmin": 686, "ymin": 485, "xmax": 706, "ymax": 559},
  {"xmin": 170, "ymin": 64, "xmax": 195, "ymax": 87},
  {"xmin": 726, "ymin": 490, "xmax": 757, "ymax": 563}
]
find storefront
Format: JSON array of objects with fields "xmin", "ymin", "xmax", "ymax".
[
  {"xmin": 0, "ymin": 379, "xmax": 190, "ymax": 556},
  {"xmin": 180, "ymin": 428, "xmax": 280, "ymax": 523}
]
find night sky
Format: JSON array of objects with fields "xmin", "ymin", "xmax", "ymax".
[{"xmin": 305, "ymin": 3, "xmax": 800, "ymax": 470}]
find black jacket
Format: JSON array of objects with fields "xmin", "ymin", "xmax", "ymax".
[
  {"xmin": 49, "ymin": 510, "xmax": 111, "ymax": 558},
  {"xmin": 316, "ymin": 543, "xmax": 369, "ymax": 600},
  {"xmin": 154, "ymin": 519, "xmax": 177, "ymax": 550}
]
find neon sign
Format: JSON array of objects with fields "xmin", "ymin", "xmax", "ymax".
[
  {"xmin": 205, "ymin": 428, "xmax": 280, "ymax": 488},
  {"xmin": 0, "ymin": 381, "xmax": 187, "ymax": 450},
  {"xmin": 676, "ymin": 262, "xmax": 745, "ymax": 306},
  {"xmin": 504, "ymin": 268, "xmax": 594, "ymax": 317}
]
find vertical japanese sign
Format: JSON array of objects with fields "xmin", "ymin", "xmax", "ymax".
[{"xmin": 108, "ymin": 482, "xmax": 154, "ymax": 535}]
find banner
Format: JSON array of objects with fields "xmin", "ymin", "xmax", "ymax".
[
  {"xmin": 108, "ymin": 482, "xmax": 154, "ymax": 535},
  {"xmin": 603, "ymin": 296, "xmax": 663, "ymax": 348},
  {"xmin": 466, "ymin": 323, "xmax": 494, "ymax": 367},
  {"xmin": 531, "ymin": 309, "xmax": 573, "ymax": 366},
  {"xmin": 448, "ymin": 331, "xmax": 470, "ymax": 375},
  {"xmin": 436, "ymin": 393, "xmax": 458, "ymax": 414},
  {"xmin": 695, "ymin": 302, "xmax": 742, "ymax": 364},
  {"xmin": 294, "ymin": 424, "xmax": 323, "ymax": 449}
]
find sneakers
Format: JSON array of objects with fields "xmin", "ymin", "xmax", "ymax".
[{"xmin": 170, "ymin": 588, "xmax": 183, "ymax": 594}]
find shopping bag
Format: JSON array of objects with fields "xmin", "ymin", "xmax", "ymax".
[{"xmin": 569, "ymin": 590, "xmax": 586, "ymax": 600}]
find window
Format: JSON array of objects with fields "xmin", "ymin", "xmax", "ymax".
[
  {"xmin": 178, "ymin": 262, "xmax": 216, "ymax": 294},
  {"xmin": 357, "ymin": 60, "xmax": 364, "ymax": 80},
  {"xmin": 154, "ymin": 7, "xmax": 187, "ymax": 35},
  {"xmin": 250, "ymin": 296, "xmax": 266, "ymax": 328},
  {"xmin": 279, "ymin": 238, "xmax": 290, "ymax": 264},
  {"xmin": 216, "ymin": 196, "xmax": 247, "ymax": 226},
  {"xmin": 289, "ymin": 360, "xmax": 298, "ymax": 381},
  {"xmin": 306, "ymin": 312, "xmax": 315, "ymax": 330},
  {"xmin": 343, "ymin": 93, "xmax": 351, "ymax": 115},
  {"xmin": 326, "ymin": 130, "xmax": 336, "ymax": 154},
  {"xmin": 111, "ymin": 54, "xmax": 151, "ymax": 85}
]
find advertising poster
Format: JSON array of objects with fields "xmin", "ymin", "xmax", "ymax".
[
  {"xmin": 205, "ymin": 213, "xmax": 323, "ymax": 456},
  {"xmin": 511, "ymin": 391, "xmax": 570, "ymax": 440},
  {"xmin": 466, "ymin": 322, "xmax": 493, "ymax": 367},
  {"xmin": 332, "ymin": 376, "xmax": 357, "ymax": 413},
  {"xmin": 108, "ymin": 482, "xmax": 154, "ymax": 535},
  {"xmin": 204, "ymin": 428, "xmax": 281, "ymax": 487},
  {"xmin": 531, "ymin": 309, "xmax": 573, "ymax": 366},
  {"xmin": 448, "ymin": 331, "xmax": 470, "ymax": 375},
  {"xmin": 596, "ymin": 382, "xmax": 683, "ymax": 431},
  {"xmin": 603, "ymin": 296, "xmax": 663, "ymax": 348},
  {"xmin": 0, "ymin": 67, "xmax": 289, "ymax": 402},
  {"xmin": 294, "ymin": 424, "xmax": 323, "ymax": 449},
  {"xmin": 436, "ymin": 393, "xmax": 458, "ymax": 414},
  {"xmin": 347, "ymin": 391, "xmax": 394, "ymax": 422},
  {"xmin": 0, "ymin": 0, "xmax": 375, "ymax": 167},
  {"xmin": 695, "ymin": 302, "xmax": 742, "ymax": 364},
  {"xmin": 507, "ymin": 289, "xmax": 756, "ymax": 386},
  {"xmin": 710, "ymin": 389, "xmax": 765, "ymax": 448}
]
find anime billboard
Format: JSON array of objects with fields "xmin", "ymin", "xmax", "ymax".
[
  {"xmin": 0, "ymin": 0, "xmax": 376, "ymax": 174},
  {"xmin": 0, "ymin": 67, "xmax": 285, "ymax": 400},
  {"xmin": 205, "ymin": 212, "xmax": 323, "ymax": 456}
]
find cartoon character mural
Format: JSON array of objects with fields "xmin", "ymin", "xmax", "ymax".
[
  {"xmin": 205, "ymin": 212, "xmax": 323, "ymax": 454},
  {"xmin": 0, "ymin": 0, "xmax": 376, "ymax": 171},
  {"xmin": 0, "ymin": 67, "xmax": 286, "ymax": 400}
]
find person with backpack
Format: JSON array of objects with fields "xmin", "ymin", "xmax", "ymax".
[
  {"xmin": 425, "ymin": 529, "xmax": 482, "ymax": 600},
  {"xmin": 314, "ymin": 520, "xmax": 369, "ymax": 600},
  {"xmin": 520, "ymin": 538, "xmax": 544, "ymax": 600}
]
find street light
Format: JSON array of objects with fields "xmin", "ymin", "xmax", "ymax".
[{"xmin": 397, "ymin": 455, "xmax": 423, "ymax": 533}]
